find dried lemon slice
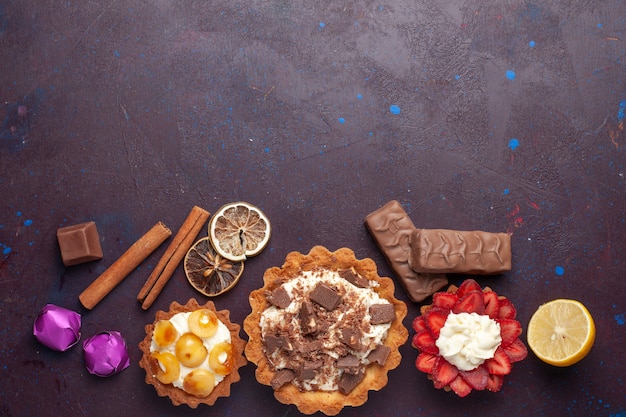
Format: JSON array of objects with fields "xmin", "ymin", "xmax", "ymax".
[
  {"xmin": 184, "ymin": 237, "xmax": 244, "ymax": 296},
  {"xmin": 208, "ymin": 202, "xmax": 271, "ymax": 262}
]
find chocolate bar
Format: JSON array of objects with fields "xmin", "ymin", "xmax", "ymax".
[
  {"xmin": 364, "ymin": 200, "xmax": 447, "ymax": 302},
  {"xmin": 408, "ymin": 229, "xmax": 511, "ymax": 274},
  {"xmin": 57, "ymin": 221, "xmax": 103, "ymax": 266}
]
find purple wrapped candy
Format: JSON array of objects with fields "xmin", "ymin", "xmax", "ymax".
[
  {"xmin": 83, "ymin": 331, "xmax": 130, "ymax": 377},
  {"xmin": 33, "ymin": 304, "xmax": 81, "ymax": 351}
]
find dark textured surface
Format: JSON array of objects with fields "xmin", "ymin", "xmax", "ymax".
[{"xmin": 1, "ymin": 1, "xmax": 625, "ymax": 416}]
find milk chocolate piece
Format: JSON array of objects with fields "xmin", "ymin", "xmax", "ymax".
[
  {"xmin": 338, "ymin": 369, "xmax": 365, "ymax": 394},
  {"xmin": 364, "ymin": 200, "xmax": 448, "ymax": 302},
  {"xmin": 265, "ymin": 334, "xmax": 292, "ymax": 353},
  {"xmin": 337, "ymin": 355, "xmax": 361, "ymax": 374},
  {"xmin": 299, "ymin": 360, "xmax": 323, "ymax": 380},
  {"xmin": 339, "ymin": 268, "xmax": 369, "ymax": 288},
  {"xmin": 57, "ymin": 221, "xmax": 103, "ymax": 266},
  {"xmin": 271, "ymin": 369, "xmax": 295, "ymax": 390},
  {"xmin": 367, "ymin": 344, "xmax": 391, "ymax": 365},
  {"xmin": 369, "ymin": 303, "xmax": 395, "ymax": 324},
  {"xmin": 339, "ymin": 328, "xmax": 363, "ymax": 350},
  {"xmin": 299, "ymin": 301, "xmax": 318, "ymax": 335},
  {"xmin": 268, "ymin": 285, "xmax": 291, "ymax": 309},
  {"xmin": 408, "ymin": 229, "xmax": 512, "ymax": 274},
  {"xmin": 309, "ymin": 283, "xmax": 341, "ymax": 310}
]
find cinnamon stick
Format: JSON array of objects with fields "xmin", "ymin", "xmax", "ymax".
[
  {"xmin": 138, "ymin": 206, "xmax": 210, "ymax": 310},
  {"xmin": 79, "ymin": 222, "xmax": 172, "ymax": 310}
]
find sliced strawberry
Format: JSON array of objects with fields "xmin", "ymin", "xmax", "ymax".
[
  {"xmin": 459, "ymin": 364, "xmax": 489, "ymax": 391},
  {"xmin": 483, "ymin": 290, "xmax": 500, "ymax": 319},
  {"xmin": 412, "ymin": 330, "xmax": 439, "ymax": 354},
  {"xmin": 497, "ymin": 297, "xmax": 517, "ymax": 319},
  {"xmin": 449, "ymin": 375, "xmax": 472, "ymax": 397},
  {"xmin": 432, "ymin": 358, "xmax": 458, "ymax": 388},
  {"xmin": 425, "ymin": 308, "xmax": 449, "ymax": 338},
  {"xmin": 415, "ymin": 352, "xmax": 438, "ymax": 374},
  {"xmin": 453, "ymin": 290, "xmax": 485, "ymax": 315},
  {"xmin": 502, "ymin": 337, "xmax": 528, "ymax": 363},
  {"xmin": 485, "ymin": 346, "xmax": 512, "ymax": 375},
  {"xmin": 456, "ymin": 279, "xmax": 482, "ymax": 298},
  {"xmin": 486, "ymin": 373, "xmax": 504, "ymax": 392},
  {"xmin": 412, "ymin": 315, "xmax": 427, "ymax": 332},
  {"xmin": 432, "ymin": 291, "xmax": 458, "ymax": 310},
  {"xmin": 497, "ymin": 318, "xmax": 523, "ymax": 345}
]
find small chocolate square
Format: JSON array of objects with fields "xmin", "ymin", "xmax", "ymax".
[
  {"xmin": 339, "ymin": 268, "xmax": 369, "ymax": 288},
  {"xmin": 339, "ymin": 328, "xmax": 363, "ymax": 351},
  {"xmin": 271, "ymin": 369, "xmax": 295, "ymax": 390},
  {"xmin": 367, "ymin": 345, "xmax": 391, "ymax": 365},
  {"xmin": 369, "ymin": 303, "xmax": 396, "ymax": 324},
  {"xmin": 337, "ymin": 355, "xmax": 361, "ymax": 374},
  {"xmin": 298, "ymin": 360, "xmax": 323, "ymax": 380},
  {"xmin": 268, "ymin": 285, "xmax": 291, "ymax": 309},
  {"xmin": 299, "ymin": 301, "xmax": 318, "ymax": 335},
  {"xmin": 264, "ymin": 334, "xmax": 292, "ymax": 353},
  {"xmin": 309, "ymin": 283, "xmax": 341, "ymax": 310},
  {"xmin": 338, "ymin": 369, "xmax": 365, "ymax": 394},
  {"xmin": 57, "ymin": 221, "xmax": 103, "ymax": 266}
]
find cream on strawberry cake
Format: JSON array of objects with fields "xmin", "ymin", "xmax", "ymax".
[{"xmin": 411, "ymin": 279, "xmax": 527, "ymax": 397}]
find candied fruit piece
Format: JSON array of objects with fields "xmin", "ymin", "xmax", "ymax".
[
  {"xmin": 175, "ymin": 332, "xmax": 208, "ymax": 367},
  {"xmin": 153, "ymin": 320, "xmax": 178, "ymax": 347},
  {"xmin": 149, "ymin": 352, "xmax": 180, "ymax": 384},
  {"xmin": 183, "ymin": 369, "xmax": 216, "ymax": 397},
  {"xmin": 188, "ymin": 309, "xmax": 219, "ymax": 338},
  {"xmin": 209, "ymin": 341, "xmax": 235, "ymax": 375}
]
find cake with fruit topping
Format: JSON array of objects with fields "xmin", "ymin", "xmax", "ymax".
[
  {"xmin": 411, "ymin": 279, "xmax": 527, "ymax": 397},
  {"xmin": 243, "ymin": 246, "xmax": 408, "ymax": 416},
  {"xmin": 138, "ymin": 299, "xmax": 247, "ymax": 408}
]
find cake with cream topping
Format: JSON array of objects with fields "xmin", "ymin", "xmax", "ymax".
[
  {"xmin": 138, "ymin": 299, "xmax": 247, "ymax": 408},
  {"xmin": 412, "ymin": 279, "xmax": 527, "ymax": 397},
  {"xmin": 244, "ymin": 246, "xmax": 408, "ymax": 415}
]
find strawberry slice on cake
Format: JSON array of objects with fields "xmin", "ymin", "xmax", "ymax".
[{"xmin": 411, "ymin": 279, "xmax": 527, "ymax": 397}]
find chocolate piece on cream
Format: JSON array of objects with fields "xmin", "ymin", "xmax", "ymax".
[
  {"xmin": 271, "ymin": 369, "xmax": 296, "ymax": 390},
  {"xmin": 339, "ymin": 328, "xmax": 363, "ymax": 350},
  {"xmin": 369, "ymin": 303, "xmax": 396, "ymax": 324},
  {"xmin": 367, "ymin": 345, "xmax": 391, "ymax": 365},
  {"xmin": 57, "ymin": 221, "xmax": 103, "ymax": 266},
  {"xmin": 309, "ymin": 283, "xmax": 341, "ymax": 310},
  {"xmin": 268, "ymin": 285, "xmax": 291, "ymax": 309},
  {"xmin": 265, "ymin": 334, "xmax": 292, "ymax": 353},
  {"xmin": 364, "ymin": 200, "xmax": 448, "ymax": 302},
  {"xmin": 339, "ymin": 268, "xmax": 369, "ymax": 288},
  {"xmin": 338, "ymin": 369, "xmax": 365, "ymax": 394},
  {"xmin": 299, "ymin": 301, "xmax": 318, "ymax": 335},
  {"xmin": 337, "ymin": 355, "xmax": 361, "ymax": 374},
  {"xmin": 408, "ymin": 229, "xmax": 512, "ymax": 274},
  {"xmin": 299, "ymin": 360, "xmax": 323, "ymax": 380}
]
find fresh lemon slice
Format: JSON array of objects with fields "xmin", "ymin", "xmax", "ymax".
[
  {"xmin": 208, "ymin": 202, "xmax": 271, "ymax": 262},
  {"xmin": 527, "ymin": 299, "xmax": 595, "ymax": 367}
]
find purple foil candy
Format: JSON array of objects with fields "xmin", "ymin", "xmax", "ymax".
[
  {"xmin": 83, "ymin": 331, "xmax": 130, "ymax": 377},
  {"xmin": 33, "ymin": 304, "xmax": 81, "ymax": 352}
]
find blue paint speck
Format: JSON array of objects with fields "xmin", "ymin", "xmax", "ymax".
[
  {"xmin": 389, "ymin": 104, "xmax": 401, "ymax": 115},
  {"xmin": 508, "ymin": 138, "xmax": 520, "ymax": 150},
  {"xmin": 319, "ymin": 22, "xmax": 325, "ymax": 28},
  {"xmin": 114, "ymin": 50, "xmax": 121, "ymax": 58},
  {"xmin": 23, "ymin": 219, "xmax": 33, "ymax": 226},
  {"xmin": 16, "ymin": 211, "xmax": 22, "ymax": 217},
  {"xmin": 529, "ymin": 40, "xmax": 536, "ymax": 48},
  {"xmin": 615, "ymin": 313, "xmax": 625, "ymax": 325},
  {"xmin": 455, "ymin": 74, "xmax": 461, "ymax": 80},
  {"xmin": 597, "ymin": 23, "xmax": 603, "ymax": 28},
  {"xmin": 338, "ymin": 117, "xmax": 346, "ymax": 124},
  {"xmin": 506, "ymin": 70, "xmax": 516, "ymax": 80},
  {"xmin": 555, "ymin": 266, "xmax": 565, "ymax": 276},
  {"xmin": 503, "ymin": 188, "xmax": 510, "ymax": 195},
  {"xmin": 264, "ymin": 147, "xmax": 270, "ymax": 153},
  {"xmin": 357, "ymin": 94, "xmax": 363, "ymax": 100},
  {"xmin": 617, "ymin": 100, "xmax": 626, "ymax": 121},
  {"xmin": 2, "ymin": 246, "xmax": 11, "ymax": 256}
]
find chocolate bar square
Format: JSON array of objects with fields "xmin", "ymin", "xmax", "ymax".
[{"xmin": 57, "ymin": 221, "xmax": 103, "ymax": 266}]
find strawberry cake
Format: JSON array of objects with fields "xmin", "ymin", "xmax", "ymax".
[{"xmin": 411, "ymin": 279, "xmax": 527, "ymax": 397}]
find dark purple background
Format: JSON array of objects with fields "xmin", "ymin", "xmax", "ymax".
[{"xmin": 1, "ymin": 1, "xmax": 625, "ymax": 416}]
